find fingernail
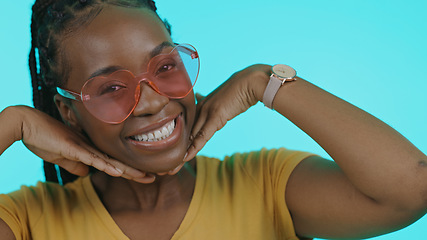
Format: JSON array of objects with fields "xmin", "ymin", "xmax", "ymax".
[
  {"xmin": 135, "ymin": 174, "xmax": 156, "ymax": 184},
  {"xmin": 182, "ymin": 152, "xmax": 189, "ymax": 162},
  {"xmin": 113, "ymin": 166, "xmax": 123, "ymax": 175},
  {"xmin": 186, "ymin": 142, "xmax": 194, "ymax": 151},
  {"xmin": 108, "ymin": 165, "xmax": 123, "ymax": 175},
  {"xmin": 147, "ymin": 174, "xmax": 157, "ymax": 183},
  {"xmin": 169, "ymin": 163, "xmax": 184, "ymax": 175},
  {"xmin": 146, "ymin": 173, "xmax": 156, "ymax": 179}
]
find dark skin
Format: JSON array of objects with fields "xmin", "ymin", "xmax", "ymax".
[
  {"xmin": 56, "ymin": 7, "xmax": 198, "ymax": 239},
  {"xmin": 1, "ymin": 5, "xmax": 427, "ymax": 240},
  {"xmin": 58, "ymin": 8, "xmax": 195, "ymax": 175},
  {"xmin": 2, "ymin": 7, "xmax": 198, "ymax": 240}
]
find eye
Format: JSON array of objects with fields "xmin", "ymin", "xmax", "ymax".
[
  {"xmin": 102, "ymin": 85, "xmax": 123, "ymax": 93},
  {"xmin": 156, "ymin": 63, "xmax": 176, "ymax": 74},
  {"xmin": 97, "ymin": 81, "xmax": 127, "ymax": 96}
]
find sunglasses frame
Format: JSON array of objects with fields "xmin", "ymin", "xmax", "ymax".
[{"xmin": 56, "ymin": 43, "xmax": 199, "ymax": 124}]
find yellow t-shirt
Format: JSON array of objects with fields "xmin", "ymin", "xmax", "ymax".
[{"xmin": 0, "ymin": 148, "xmax": 313, "ymax": 240}]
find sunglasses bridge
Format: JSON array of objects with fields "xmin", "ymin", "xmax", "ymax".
[{"xmin": 132, "ymin": 76, "xmax": 165, "ymax": 102}]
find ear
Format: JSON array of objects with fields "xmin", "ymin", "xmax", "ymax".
[{"xmin": 54, "ymin": 94, "xmax": 82, "ymax": 131}]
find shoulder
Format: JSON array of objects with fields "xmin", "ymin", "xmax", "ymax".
[
  {"xmin": 0, "ymin": 177, "xmax": 86, "ymax": 239},
  {"xmin": 199, "ymin": 148, "xmax": 313, "ymax": 165},
  {"xmin": 197, "ymin": 148, "xmax": 315, "ymax": 183},
  {"xmin": 1, "ymin": 181, "xmax": 62, "ymax": 208},
  {"xmin": 194, "ymin": 149, "xmax": 316, "ymax": 239},
  {"xmin": 226, "ymin": 148, "xmax": 314, "ymax": 174},
  {"xmin": 0, "ymin": 176, "xmax": 87, "ymax": 219},
  {"xmin": 5, "ymin": 177, "xmax": 85, "ymax": 202}
]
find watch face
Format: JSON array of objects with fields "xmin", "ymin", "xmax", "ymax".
[{"xmin": 272, "ymin": 64, "xmax": 296, "ymax": 79}]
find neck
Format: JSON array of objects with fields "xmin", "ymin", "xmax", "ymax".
[{"xmin": 91, "ymin": 159, "xmax": 197, "ymax": 213}]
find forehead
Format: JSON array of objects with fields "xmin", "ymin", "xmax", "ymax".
[{"xmin": 63, "ymin": 6, "xmax": 172, "ymax": 88}]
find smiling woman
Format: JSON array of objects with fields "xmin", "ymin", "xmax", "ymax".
[
  {"xmin": 0, "ymin": 0, "xmax": 426, "ymax": 240},
  {"xmin": 50, "ymin": 6, "xmax": 196, "ymax": 176}
]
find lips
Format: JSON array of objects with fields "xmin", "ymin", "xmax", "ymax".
[
  {"xmin": 126, "ymin": 114, "xmax": 183, "ymax": 151},
  {"xmin": 129, "ymin": 119, "xmax": 175, "ymax": 142}
]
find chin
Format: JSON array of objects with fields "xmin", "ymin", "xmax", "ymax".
[{"xmin": 127, "ymin": 147, "xmax": 187, "ymax": 174}]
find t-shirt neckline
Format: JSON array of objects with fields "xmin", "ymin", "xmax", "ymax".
[{"xmin": 81, "ymin": 157, "xmax": 205, "ymax": 239}]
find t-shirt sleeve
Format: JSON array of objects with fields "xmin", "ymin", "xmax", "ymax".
[
  {"xmin": 234, "ymin": 148, "xmax": 315, "ymax": 239},
  {"xmin": 0, "ymin": 183, "xmax": 44, "ymax": 240}
]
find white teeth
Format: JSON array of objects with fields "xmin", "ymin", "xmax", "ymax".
[
  {"xmin": 161, "ymin": 126, "xmax": 168, "ymax": 135},
  {"xmin": 142, "ymin": 134, "xmax": 148, "ymax": 141},
  {"xmin": 131, "ymin": 120, "xmax": 176, "ymax": 142},
  {"xmin": 154, "ymin": 130, "xmax": 162, "ymax": 139},
  {"xmin": 148, "ymin": 133, "xmax": 155, "ymax": 141}
]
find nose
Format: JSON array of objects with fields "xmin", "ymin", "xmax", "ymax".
[{"xmin": 132, "ymin": 82, "xmax": 169, "ymax": 117}]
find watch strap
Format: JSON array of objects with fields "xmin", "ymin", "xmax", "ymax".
[{"xmin": 262, "ymin": 75, "xmax": 283, "ymax": 109}]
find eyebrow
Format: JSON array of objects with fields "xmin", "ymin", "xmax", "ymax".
[
  {"xmin": 148, "ymin": 41, "xmax": 174, "ymax": 59},
  {"xmin": 87, "ymin": 41, "xmax": 175, "ymax": 80}
]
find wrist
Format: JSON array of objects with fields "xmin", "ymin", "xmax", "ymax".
[
  {"xmin": 261, "ymin": 64, "xmax": 297, "ymax": 109},
  {"xmin": 3, "ymin": 106, "xmax": 26, "ymax": 142},
  {"xmin": 0, "ymin": 106, "xmax": 25, "ymax": 154},
  {"xmin": 247, "ymin": 64, "xmax": 272, "ymax": 103}
]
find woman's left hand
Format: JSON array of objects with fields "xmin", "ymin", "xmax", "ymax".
[{"xmin": 184, "ymin": 64, "xmax": 271, "ymax": 161}]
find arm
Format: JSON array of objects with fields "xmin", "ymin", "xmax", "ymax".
[
  {"xmin": 186, "ymin": 64, "xmax": 427, "ymax": 239},
  {"xmin": 0, "ymin": 106, "xmax": 153, "ymax": 183},
  {"xmin": 0, "ymin": 107, "xmax": 22, "ymax": 155},
  {"xmin": 0, "ymin": 218, "xmax": 14, "ymax": 240},
  {"xmin": 261, "ymin": 76, "xmax": 427, "ymax": 208},
  {"xmin": 0, "ymin": 105, "xmax": 157, "ymax": 238},
  {"xmin": 262, "ymin": 76, "xmax": 427, "ymax": 238},
  {"xmin": 0, "ymin": 107, "xmax": 26, "ymax": 239},
  {"xmin": 2, "ymin": 103, "xmax": 184, "ymax": 237}
]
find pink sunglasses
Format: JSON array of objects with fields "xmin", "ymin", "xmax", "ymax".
[{"xmin": 57, "ymin": 43, "xmax": 199, "ymax": 124}]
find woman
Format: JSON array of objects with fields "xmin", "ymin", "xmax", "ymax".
[{"xmin": 0, "ymin": 0, "xmax": 426, "ymax": 239}]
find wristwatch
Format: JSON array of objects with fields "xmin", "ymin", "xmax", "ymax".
[{"xmin": 262, "ymin": 64, "xmax": 297, "ymax": 109}]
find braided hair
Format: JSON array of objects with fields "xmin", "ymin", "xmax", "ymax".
[{"xmin": 29, "ymin": 0, "xmax": 171, "ymax": 185}]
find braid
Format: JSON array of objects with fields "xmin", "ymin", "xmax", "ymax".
[
  {"xmin": 29, "ymin": 0, "xmax": 171, "ymax": 185},
  {"xmin": 30, "ymin": 0, "xmax": 62, "ymax": 183}
]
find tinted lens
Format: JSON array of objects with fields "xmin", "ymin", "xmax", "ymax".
[
  {"xmin": 82, "ymin": 70, "xmax": 138, "ymax": 123},
  {"xmin": 148, "ymin": 44, "xmax": 199, "ymax": 98},
  {"xmin": 79, "ymin": 44, "xmax": 199, "ymax": 124}
]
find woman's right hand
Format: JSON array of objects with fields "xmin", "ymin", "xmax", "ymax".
[{"xmin": 0, "ymin": 106, "xmax": 155, "ymax": 183}]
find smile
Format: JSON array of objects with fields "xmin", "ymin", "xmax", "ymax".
[
  {"xmin": 126, "ymin": 114, "xmax": 184, "ymax": 151},
  {"xmin": 129, "ymin": 119, "xmax": 175, "ymax": 142}
]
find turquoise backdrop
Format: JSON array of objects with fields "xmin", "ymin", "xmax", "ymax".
[{"xmin": 1, "ymin": 1, "xmax": 426, "ymax": 239}]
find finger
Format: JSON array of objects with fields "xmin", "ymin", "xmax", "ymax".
[
  {"xmin": 168, "ymin": 162, "xmax": 185, "ymax": 175},
  {"xmin": 52, "ymin": 158, "xmax": 90, "ymax": 176},
  {"xmin": 61, "ymin": 144, "xmax": 124, "ymax": 177},
  {"xmin": 195, "ymin": 92, "xmax": 205, "ymax": 103},
  {"xmin": 186, "ymin": 115, "xmax": 224, "ymax": 162},
  {"xmin": 190, "ymin": 105, "xmax": 208, "ymax": 141},
  {"xmin": 107, "ymin": 167, "xmax": 156, "ymax": 184},
  {"xmin": 157, "ymin": 152, "xmax": 188, "ymax": 176},
  {"xmin": 68, "ymin": 143, "xmax": 155, "ymax": 183},
  {"xmin": 126, "ymin": 173, "xmax": 157, "ymax": 184},
  {"xmin": 184, "ymin": 144, "xmax": 198, "ymax": 163},
  {"xmin": 104, "ymin": 157, "xmax": 146, "ymax": 179},
  {"xmin": 60, "ymin": 140, "xmax": 145, "ymax": 178}
]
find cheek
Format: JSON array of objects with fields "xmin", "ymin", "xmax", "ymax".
[
  {"xmin": 183, "ymin": 94, "xmax": 196, "ymax": 129},
  {"xmin": 72, "ymin": 104, "xmax": 123, "ymax": 151}
]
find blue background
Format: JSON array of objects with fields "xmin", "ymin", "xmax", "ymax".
[{"xmin": 1, "ymin": 0, "xmax": 426, "ymax": 239}]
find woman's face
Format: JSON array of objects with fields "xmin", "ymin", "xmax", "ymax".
[{"xmin": 60, "ymin": 6, "xmax": 196, "ymax": 173}]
